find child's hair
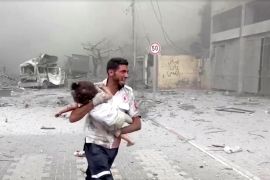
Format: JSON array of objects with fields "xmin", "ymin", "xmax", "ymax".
[{"xmin": 71, "ymin": 81, "xmax": 98, "ymax": 105}]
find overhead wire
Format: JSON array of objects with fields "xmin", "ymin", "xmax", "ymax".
[
  {"xmin": 150, "ymin": 0, "xmax": 189, "ymax": 54},
  {"xmin": 135, "ymin": 1, "xmax": 151, "ymax": 46}
]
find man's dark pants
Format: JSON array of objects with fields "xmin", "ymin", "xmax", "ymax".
[{"xmin": 84, "ymin": 143, "xmax": 119, "ymax": 180}]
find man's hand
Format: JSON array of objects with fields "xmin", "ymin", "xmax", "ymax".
[{"xmin": 92, "ymin": 87, "xmax": 112, "ymax": 106}]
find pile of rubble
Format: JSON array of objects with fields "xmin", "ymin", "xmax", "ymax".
[
  {"xmin": 0, "ymin": 73, "xmax": 19, "ymax": 97},
  {"xmin": 0, "ymin": 73, "xmax": 18, "ymax": 88}
]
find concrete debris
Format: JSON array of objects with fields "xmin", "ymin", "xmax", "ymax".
[
  {"xmin": 169, "ymin": 112, "xmax": 177, "ymax": 117},
  {"xmin": 205, "ymin": 130, "xmax": 226, "ymax": 134},
  {"xmin": 160, "ymin": 90, "xmax": 177, "ymax": 95},
  {"xmin": 205, "ymin": 91, "xmax": 214, "ymax": 95},
  {"xmin": 40, "ymin": 126, "xmax": 56, "ymax": 130},
  {"xmin": 56, "ymin": 97, "xmax": 69, "ymax": 106},
  {"xmin": 224, "ymin": 167, "xmax": 233, "ymax": 170},
  {"xmin": 233, "ymin": 101, "xmax": 260, "ymax": 105},
  {"xmin": 211, "ymin": 144, "xmax": 225, "ymax": 148},
  {"xmin": 179, "ymin": 104, "xmax": 196, "ymax": 110},
  {"xmin": 215, "ymin": 107, "xmax": 255, "ymax": 114},
  {"xmin": 0, "ymin": 88, "xmax": 11, "ymax": 97},
  {"xmin": 248, "ymin": 131, "xmax": 265, "ymax": 139},
  {"xmin": 223, "ymin": 91, "xmax": 230, "ymax": 96},
  {"xmin": 204, "ymin": 127, "xmax": 226, "ymax": 134},
  {"xmin": 0, "ymin": 103, "xmax": 13, "ymax": 107},
  {"xmin": 223, "ymin": 146, "xmax": 242, "ymax": 154},
  {"xmin": 0, "ymin": 74, "xmax": 18, "ymax": 87},
  {"xmin": 194, "ymin": 111, "xmax": 204, "ymax": 115},
  {"xmin": 246, "ymin": 149, "xmax": 255, "ymax": 153},
  {"xmin": 24, "ymin": 103, "xmax": 29, "ymax": 108},
  {"xmin": 192, "ymin": 119, "xmax": 211, "ymax": 122},
  {"xmin": 265, "ymin": 110, "xmax": 270, "ymax": 114}
]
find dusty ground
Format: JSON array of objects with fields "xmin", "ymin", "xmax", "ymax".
[
  {"xmin": 139, "ymin": 89, "xmax": 270, "ymax": 180},
  {"xmin": 0, "ymin": 87, "xmax": 269, "ymax": 179}
]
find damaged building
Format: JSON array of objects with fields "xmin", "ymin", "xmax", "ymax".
[{"xmin": 210, "ymin": 0, "xmax": 270, "ymax": 95}]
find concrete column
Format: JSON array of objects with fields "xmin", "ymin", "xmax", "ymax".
[
  {"xmin": 209, "ymin": 2, "xmax": 214, "ymax": 88},
  {"xmin": 238, "ymin": 3, "xmax": 246, "ymax": 94}
]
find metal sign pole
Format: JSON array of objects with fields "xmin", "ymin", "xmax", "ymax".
[
  {"xmin": 150, "ymin": 42, "xmax": 160, "ymax": 100},
  {"xmin": 153, "ymin": 54, "xmax": 157, "ymax": 100}
]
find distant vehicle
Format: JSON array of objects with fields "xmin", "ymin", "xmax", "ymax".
[
  {"xmin": 18, "ymin": 54, "xmax": 65, "ymax": 88},
  {"xmin": 65, "ymin": 54, "xmax": 90, "ymax": 78}
]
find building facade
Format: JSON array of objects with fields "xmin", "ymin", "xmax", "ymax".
[{"xmin": 210, "ymin": 0, "xmax": 270, "ymax": 94}]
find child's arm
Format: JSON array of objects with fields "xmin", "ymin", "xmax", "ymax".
[{"xmin": 55, "ymin": 103, "xmax": 79, "ymax": 117}]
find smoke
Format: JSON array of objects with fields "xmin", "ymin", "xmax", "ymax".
[{"xmin": 0, "ymin": 0, "xmax": 205, "ymax": 74}]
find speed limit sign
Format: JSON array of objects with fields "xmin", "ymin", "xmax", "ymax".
[{"xmin": 150, "ymin": 42, "xmax": 161, "ymax": 54}]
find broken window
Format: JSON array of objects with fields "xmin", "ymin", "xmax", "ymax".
[
  {"xmin": 48, "ymin": 67, "xmax": 59, "ymax": 75},
  {"xmin": 21, "ymin": 65, "xmax": 34, "ymax": 75},
  {"xmin": 38, "ymin": 67, "xmax": 46, "ymax": 74}
]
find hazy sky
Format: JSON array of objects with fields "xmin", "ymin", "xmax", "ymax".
[{"xmin": 0, "ymin": 0, "xmax": 206, "ymax": 74}]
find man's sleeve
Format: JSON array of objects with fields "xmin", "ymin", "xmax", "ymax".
[{"xmin": 128, "ymin": 90, "xmax": 141, "ymax": 118}]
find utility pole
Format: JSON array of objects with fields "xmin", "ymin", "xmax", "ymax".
[{"xmin": 131, "ymin": 0, "xmax": 136, "ymax": 72}]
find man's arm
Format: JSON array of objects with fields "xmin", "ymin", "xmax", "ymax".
[
  {"xmin": 119, "ymin": 116, "xmax": 141, "ymax": 134},
  {"xmin": 69, "ymin": 102, "xmax": 94, "ymax": 123},
  {"xmin": 69, "ymin": 90, "xmax": 111, "ymax": 123}
]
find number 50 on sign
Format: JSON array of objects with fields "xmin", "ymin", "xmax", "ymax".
[{"xmin": 150, "ymin": 43, "xmax": 161, "ymax": 54}]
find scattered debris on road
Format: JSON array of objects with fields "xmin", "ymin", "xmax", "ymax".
[
  {"xmin": 40, "ymin": 126, "xmax": 56, "ymax": 130},
  {"xmin": 0, "ymin": 103, "xmax": 13, "ymax": 107},
  {"xmin": 179, "ymin": 104, "xmax": 196, "ymax": 110},
  {"xmin": 192, "ymin": 119, "xmax": 211, "ymax": 122},
  {"xmin": 215, "ymin": 107, "xmax": 255, "ymax": 114},
  {"xmin": 211, "ymin": 144, "xmax": 225, "ymax": 148},
  {"xmin": 248, "ymin": 131, "xmax": 265, "ymax": 139},
  {"xmin": 223, "ymin": 146, "xmax": 242, "ymax": 154}
]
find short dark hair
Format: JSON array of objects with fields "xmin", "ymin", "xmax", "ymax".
[
  {"xmin": 106, "ymin": 57, "xmax": 128, "ymax": 72},
  {"xmin": 71, "ymin": 81, "xmax": 98, "ymax": 104}
]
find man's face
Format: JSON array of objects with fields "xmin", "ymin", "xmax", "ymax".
[{"xmin": 109, "ymin": 65, "xmax": 129, "ymax": 87}]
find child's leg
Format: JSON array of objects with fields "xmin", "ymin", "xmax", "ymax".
[
  {"xmin": 114, "ymin": 111, "xmax": 132, "ymax": 129},
  {"xmin": 120, "ymin": 134, "xmax": 135, "ymax": 146}
]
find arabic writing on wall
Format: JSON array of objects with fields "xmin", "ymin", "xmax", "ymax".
[{"xmin": 158, "ymin": 55, "xmax": 199, "ymax": 89}]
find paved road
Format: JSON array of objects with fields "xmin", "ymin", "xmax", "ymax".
[{"xmin": 0, "ymin": 120, "xmax": 246, "ymax": 180}]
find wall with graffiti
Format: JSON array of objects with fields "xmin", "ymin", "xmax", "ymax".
[{"xmin": 158, "ymin": 55, "xmax": 200, "ymax": 89}]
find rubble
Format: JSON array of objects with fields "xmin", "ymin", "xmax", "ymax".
[
  {"xmin": 0, "ymin": 74, "xmax": 18, "ymax": 87},
  {"xmin": 215, "ymin": 107, "xmax": 255, "ymax": 114},
  {"xmin": 40, "ymin": 126, "xmax": 56, "ymax": 130},
  {"xmin": 0, "ymin": 88, "xmax": 11, "ymax": 97},
  {"xmin": 223, "ymin": 146, "xmax": 242, "ymax": 154}
]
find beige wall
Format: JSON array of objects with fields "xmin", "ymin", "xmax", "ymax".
[{"xmin": 158, "ymin": 55, "xmax": 200, "ymax": 89}]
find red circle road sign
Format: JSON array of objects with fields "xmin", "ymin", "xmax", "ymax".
[{"xmin": 150, "ymin": 43, "xmax": 161, "ymax": 54}]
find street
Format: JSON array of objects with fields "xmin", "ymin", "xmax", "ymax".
[{"xmin": 0, "ymin": 88, "xmax": 269, "ymax": 180}]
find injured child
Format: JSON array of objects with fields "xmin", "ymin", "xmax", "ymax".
[{"xmin": 55, "ymin": 81, "xmax": 135, "ymax": 147}]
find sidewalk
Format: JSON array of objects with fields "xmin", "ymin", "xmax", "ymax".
[
  {"xmin": 0, "ymin": 122, "xmax": 244, "ymax": 180},
  {"xmin": 137, "ymin": 89, "xmax": 270, "ymax": 179}
]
